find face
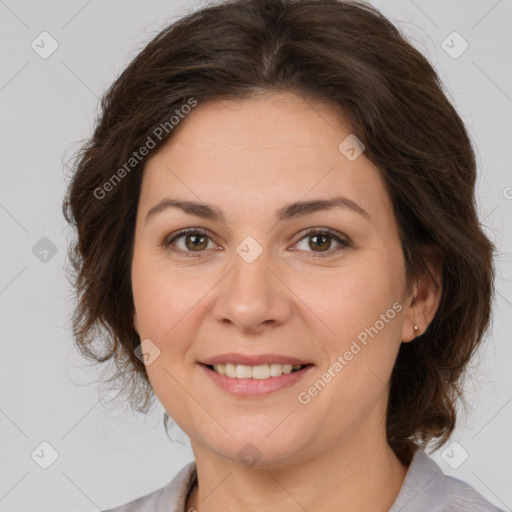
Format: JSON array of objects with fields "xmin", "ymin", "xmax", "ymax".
[{"xmin": 131, "ymin": 92, "xmax": 416, "ymax": 467}]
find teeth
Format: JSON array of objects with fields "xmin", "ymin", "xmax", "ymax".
[{"xmin": 213, "ymin": 363, "xmax": 304, "ymax": 379}]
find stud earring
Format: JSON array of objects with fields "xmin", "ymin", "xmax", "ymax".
[{"xmin": 413, "ymin": 324, "xmax": 420, "ymax": 337}]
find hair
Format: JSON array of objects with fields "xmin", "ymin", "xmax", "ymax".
[{"xmin": 62, "ymin": 0, "xmax": 495, "ymax": 465}]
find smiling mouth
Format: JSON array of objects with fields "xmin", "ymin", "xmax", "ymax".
[{"xmin": 203, "ymin": 363, "xmax": 312, "ymax": 379}]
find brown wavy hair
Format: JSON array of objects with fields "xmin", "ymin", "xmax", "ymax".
[{"xmin": 62, "ymin": 0, "xmax": 495, "ymax": 465}]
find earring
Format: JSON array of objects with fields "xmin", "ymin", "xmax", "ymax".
[{"xmin": 413, "ymin": 324, "xmax": 420, "ymax": 337}]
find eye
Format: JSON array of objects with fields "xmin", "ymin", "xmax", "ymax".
[
  {"xmin": 293, "ymin": 228, "xmax": 351, "ymax": 257},
  {"xmin": 163, "ymin": 228, "xmax": 217, "ymax": 257}
]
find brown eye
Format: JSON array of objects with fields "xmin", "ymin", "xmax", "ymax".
[
  {"xmin": 164, "ymin": 229, "xmax": 214, "ymax": 256},
  {"xmin": 184, "ymin": 233, "xmax": 209, "ymax": 251},
  {"xmin": 294, "ymin": 228, "xmax": 351, "ymax": 257},
  {"xmin": 308, "ymin": 233, "xmax": 332, "ymax": 252}
]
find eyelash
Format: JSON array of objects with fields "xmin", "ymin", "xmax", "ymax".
[{"xmin": 163, "ymin": 227, "xmax": 351, "ymax": 259}]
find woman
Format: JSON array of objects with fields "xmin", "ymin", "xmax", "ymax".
[{"xmin": 62, "ymin": 0, "xmax": 504, "ymax": 510}]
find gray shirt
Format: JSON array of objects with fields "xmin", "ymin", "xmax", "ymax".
[{"xmin": 103, "ymin": 448, "xmax": 505, "ymax": 511}]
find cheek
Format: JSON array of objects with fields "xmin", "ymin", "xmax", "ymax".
[
  {"xmin": 309, "ymin": 289, "xmax": 403, "ymax": 430},
  {"xmin": 131, "ymin": 255, "xmax": 208, "ymax": 377},
  {"xmin": 297, "ymin": 254, "xmax": 403, "ymax": 337},
  {"xmin": 315, "ymin": 253, "xmax": 404, "ymax": 378},
  {"xmin": 132, "ymin": 260, "xmax": 197, "ymax": 415},
  {"xmin": 132, "ymin": 253, "xmax": 193, "ymax": 335}
]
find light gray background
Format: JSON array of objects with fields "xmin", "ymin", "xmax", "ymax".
[{"xmin": 1, "ymin": 0, "xmax": 511, "ymax": 511}]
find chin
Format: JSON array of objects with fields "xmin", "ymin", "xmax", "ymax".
[{"xmin": 197, "ymin": 421, "xmax": 312, "ymax": 468}]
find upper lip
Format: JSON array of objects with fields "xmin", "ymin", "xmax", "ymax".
[{"xmin": 200, "ymin": 353, "xmax": 312, "ymax": 366}]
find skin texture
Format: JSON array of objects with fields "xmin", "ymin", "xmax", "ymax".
[{"xmin": 131, "ymin": 92, "xmax": 442, "ymax": 512}]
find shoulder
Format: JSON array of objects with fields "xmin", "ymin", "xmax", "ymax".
[
  {"xmin": 389, "ymin": 448, "xmax": 505, "ymax": 512},
  {"xmin": 101, "ymin": 461, "xmax": 197, "ymax": 512}
]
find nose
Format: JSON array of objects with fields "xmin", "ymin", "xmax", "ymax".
[{"xmin": 212, "ymin": 248, "xmax": 293, "ymax": 334}]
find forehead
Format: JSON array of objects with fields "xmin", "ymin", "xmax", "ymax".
[{"xmin": 140, "ymin": 92, "xmax": 394, "ymax": 225}]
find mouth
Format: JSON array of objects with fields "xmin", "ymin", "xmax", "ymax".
[
  {"xmin": 198, "ymin": 361, "xmax": 314, "ymax": 397},
  {"xmin": 202, "ymin": 362, "xmax": 312, "ymax": 380}
]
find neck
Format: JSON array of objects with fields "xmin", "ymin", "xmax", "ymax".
[{"xmin": 186, "ymin": 429, "xmax": 409, "ymax": 512}]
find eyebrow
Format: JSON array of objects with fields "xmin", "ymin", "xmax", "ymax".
[{"xmin": 145, "ymin": 196, "xmax": 370, "ymax": 224}]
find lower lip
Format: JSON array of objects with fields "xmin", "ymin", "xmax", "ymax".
[{"xmin": 199, "ymin": 364, "xmax": 314, "ymax": 397}]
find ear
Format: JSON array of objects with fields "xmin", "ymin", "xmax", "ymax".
[{"xmin": 401, "ymin": 250, "xmax": 442, "ymax": 343}]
